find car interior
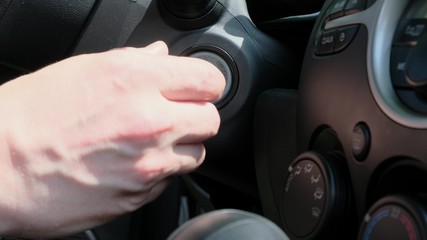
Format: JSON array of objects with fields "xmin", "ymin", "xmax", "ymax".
[{"xmin": 1, "ymin": 0, "xmax": 427, "ymax": 239}]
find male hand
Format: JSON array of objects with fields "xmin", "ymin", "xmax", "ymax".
[{"xmin": 0, "ymin": 41, "xmax": 225, "ymax": 238}]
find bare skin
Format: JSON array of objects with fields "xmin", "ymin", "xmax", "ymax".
[{"xmin": 0, "ymin": 41, "xmax": 225, "ymax": 239}]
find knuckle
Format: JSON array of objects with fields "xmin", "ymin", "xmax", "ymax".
[{"xmin": 206, "ymin": 103, "xmax": 221, "ymax": 136}]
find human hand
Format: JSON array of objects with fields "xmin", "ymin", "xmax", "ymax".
[{"xmin": 0, "ymin": 41, "xmax": 225, "ymax": 238}]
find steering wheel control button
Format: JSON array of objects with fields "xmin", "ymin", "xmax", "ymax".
[
  {"xmin": 282, "ymin": 152, "xmax": 348, "ymax": 239},
  {"xmin": 344, "ymin": 0, "xmax": 367, "ymax": 15},
  {"xmin": 396, "ymin": 19, "xmax": 427, "ymax": 46},
  {"xmin": 390, "ymin": 47, "xmax": 412, "ymax": 88},
  {"xmin": 315, "ymin": 25, "xmax": 359, "ymax": 55},
  {"xmin": 351, "ymin": 123, "xmax": 370, "ymax": 161},
  {"xmin": 334, "ymin": 25, "xmax": 359, "ymax": 52},
  {"xmin": 329, "ymin": 0, "xmax": 348, "ymax": 20},
  {"xmin": 327, "ymin": 0, "xmax": 366, "ymax": 22},
  {"xmin": 358, "ymin": 195, "xmax": 427, "ymax": 240},
  {"xmin": 317, "ymin": 30, "xmax": 336, "ymax": 55}
]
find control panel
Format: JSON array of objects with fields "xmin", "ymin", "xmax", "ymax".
[
  {"xmin": 255, "ymin": 0, "xmax": 427, "ymax": 239},
  {"xmin": 314, "ymin": 0, "xmax": 368, "ymax": 55}
]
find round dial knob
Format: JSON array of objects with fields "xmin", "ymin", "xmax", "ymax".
[
  {"xmin": 406, "ymin": 33, "xmax": 427, "ymax": 98},
  {"xmin": 282, "ymin": 151, "xmax": 348, "ymax": 239},
  {"xmin": 359, "ymin": 195, "xmax": 427, "ymax": 240}
]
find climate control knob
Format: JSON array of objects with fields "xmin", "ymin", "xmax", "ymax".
[
  {"xmin": 282, "ymin": 151, "xmax": 348, "ymax": 239},
  {"xmin": 359, "ymin": 195, "xmax": 427, "ymax": 240}
]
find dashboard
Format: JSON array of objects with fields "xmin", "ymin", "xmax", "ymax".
[
  {"xmin": 255, "ymin": 0, "xmax": 427, "ymax": 239},
  {"xmin": 1, "ymin": 0, "xmax": 427, "ymax": 239}
]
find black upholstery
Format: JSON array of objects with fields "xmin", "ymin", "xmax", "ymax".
[
  {"xmin": 0, "ymin": 0, "xmax": 12, "ymax": 21},
  {"xmin": 0, "ymin": 0, "xmax": 97, "ymax": 70}
]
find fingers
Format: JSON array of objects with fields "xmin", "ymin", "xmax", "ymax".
[
  {"xmin": 141, "ymin": 41, "xmax": 225, "ymax": 103},
  {"xmin": 171, "ymin": 143, "xmax": 206, "ymax": 173},
  {"xmin": 115, "ymin": 41, "xmax": 169, "ymax": 55},
  {"xmin": 139, "ymin": 41, "xmax": 169, "ymax": 55},
  {"xmin": 157, "ymin": 56, "xmax": 226, "ymax": 102},
  {"xmin": 143, "ymin": 144, "xmax": 206, "ymax": 177},
  {"xmin": 121, "ymin": 48, "xmax": 225, "ymax": 102},
  {"xmin": 134, "ymin": 143, "xmax": 205, "ymax": 185},
  {"xmin": 105, "ymin": 41, "xmax": 226, "ymax": 103},
  {"xmin": 142, "ymin": 179, "xmax": 171, "ymax": 204},
  {"xmin": 166, "ymin": 101, "xmax": 221, "ymax": 144},
  {"xmin": 124, "ymin": 178, "xmax": 172, "ymax": 209}
]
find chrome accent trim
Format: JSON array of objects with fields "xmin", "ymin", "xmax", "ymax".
[
  {"xmin": 278, "ymin": 12, "xmax": 320, "ymax": 22},
  {"xmin": 258, "ymin": 12, "xmax": 320, "ymax": 25},
  {"xmin": 326, "ymin": 0, "xmax": 427, "ymax": 128}
]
